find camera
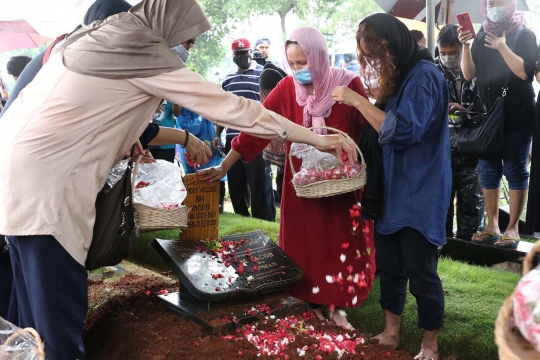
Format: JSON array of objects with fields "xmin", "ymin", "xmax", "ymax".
[{"xmin": 252, "ymin": 49, "xmax": 266, "ymax": 66}]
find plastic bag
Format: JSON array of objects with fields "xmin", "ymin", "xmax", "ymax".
[
  {"xmin": 133, "ymin": 160, "xmax": 187, "ymax": 210},
  {"xmin": 0, "ymin": 318, "xmax": 44, "ymax": 360},
  {"xmin": 513, "ymin": 267, "xmax": 540, "ymax": 352},
  {"xmin": 105, "ymin": 159, "xmax": 129, "ymax": 189},
  {"xmin": 290, "ymin": 144, "xmax": 363, "ymax": 186}
]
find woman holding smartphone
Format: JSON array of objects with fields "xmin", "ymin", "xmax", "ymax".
[{"xmin": 458, "ymin": 0, "xmax": 538, "ymax": 248}]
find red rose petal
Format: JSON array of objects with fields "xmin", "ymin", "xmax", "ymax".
[
  {"xmin": 341, "ymin": 242, "xmax": 350, "ymax": 249},
  {"xmin": 194, "ymin": 341, "xmax": 200, "ymax": 347},
  {"xmin": 145, "ymin": 290, "xmax": 151, "ymax": 296}
]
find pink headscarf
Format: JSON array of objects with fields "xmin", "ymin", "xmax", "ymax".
[
  {"xmin": 481, "ymin": 0, "xmax": 525, "ymax": 36},
  {"xmin": 287, "ymin": 27, "xmax": 358, "ymax": 135}
]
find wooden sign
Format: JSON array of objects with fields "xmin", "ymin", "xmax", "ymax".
[{"xmin": 180, "ymin": 174, "xmax": 220, "ymax": 241}]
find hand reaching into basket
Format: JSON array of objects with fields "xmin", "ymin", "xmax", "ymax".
[{"xmin": 313, "ymin": 132, "xmax": 357, "ymax": 165}]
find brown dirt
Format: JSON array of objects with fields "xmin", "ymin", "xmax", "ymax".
[{"xmin": 84, "ymin": 272, "xmax": 415, "ymax": 360}]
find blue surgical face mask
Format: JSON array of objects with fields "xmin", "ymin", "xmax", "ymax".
[
  {"xmin": 487, "ymin": 6, "xmax": 507, "ymax": 23},
  {"xmin": 171, "ymin": 44, "xmax": 189, "ymax": 63},
  {"xmin": 294, "ymin": 67, "xmax": 312, "ymax": 85}
]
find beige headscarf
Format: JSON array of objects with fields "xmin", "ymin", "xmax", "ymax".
[{"xmin": 62, "ymin": 0, "xmax": 212, "ymax": 79}]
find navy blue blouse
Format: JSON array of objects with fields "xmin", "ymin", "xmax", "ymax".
[{"xmin": 376, "ymin": 60, "xmax": 452, "ymax": 247}]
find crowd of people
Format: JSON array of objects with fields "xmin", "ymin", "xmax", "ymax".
[{"xmin": 0, "ymin": 0, "xmax": 539, "ymax": 359}]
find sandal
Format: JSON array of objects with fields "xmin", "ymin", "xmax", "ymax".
[
  {"xmin": 471, "ymin": 231, "xmax": 500, "ymax": 244},
  {"xmin": 493, "ymin": 236, "xmax": 520, "ymax": 249}
]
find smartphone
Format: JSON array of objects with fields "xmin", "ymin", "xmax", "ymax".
[{"xmin": 457, "ymin": 12, "xmax": 476, "ymax": 39}]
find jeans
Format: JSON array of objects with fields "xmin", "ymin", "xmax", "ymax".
[{"xmin": 479, "ymin": 130, "xmax": 532, "ymax": 190}]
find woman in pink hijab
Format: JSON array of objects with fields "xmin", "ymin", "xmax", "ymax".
[{"xmin": 200, "ymin": 27, "xmax": 375, "ymax": 329}]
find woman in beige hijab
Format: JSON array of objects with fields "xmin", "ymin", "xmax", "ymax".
[{"xmin": 0, "ymin": 0, "xmax": 355, "ymax": 358}]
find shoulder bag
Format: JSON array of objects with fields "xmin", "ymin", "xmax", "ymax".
[{"xmin": 85, "ymin": 153, "xmax": 139, "ymax": 270}]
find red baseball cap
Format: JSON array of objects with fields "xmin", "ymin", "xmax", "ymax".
[{"xmin": 231, "ymin": 38, "xmax": 251, "ymax": 52}]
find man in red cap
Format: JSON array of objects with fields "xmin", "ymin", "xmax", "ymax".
[{"xmin": 214, "ymin": 37, "xmax": 275, "ymax": 222}]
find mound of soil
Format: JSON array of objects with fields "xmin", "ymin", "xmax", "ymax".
[{"xmin": 84, "ymin": 273, "xmax": 414, "ymax": 360}]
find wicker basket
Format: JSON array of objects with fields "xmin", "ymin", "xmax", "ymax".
[
  {"xmin": 495, "ymin": 241, "xmax": 540, "ymax": 360},
  {"xmin": 132, "ymin": 156, "xmax": 189, "ymax": 231},
  {"xmin": 289, "ymin": 126, "xmax": 367, "ymax": 198},
  {"xmin": 4, "ymin": 327, "xmax": 45, "ymax": 360}
]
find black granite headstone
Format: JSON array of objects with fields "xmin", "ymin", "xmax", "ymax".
[{"xmin": 152, "ymin": 230, "xmax": 303, "ymax": 320}]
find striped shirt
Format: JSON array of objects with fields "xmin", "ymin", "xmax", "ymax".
[{"xmin": 222, "ymin": 61, "xmax": 263, "ymax": 138}]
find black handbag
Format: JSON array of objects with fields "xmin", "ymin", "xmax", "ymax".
[
  {"xmin": 456, "ymin": 28, "xmax": 523, "ymax": 158},
  {"xmin": 85, "ymin": 154, "xmax": 138, "ymax": 270},
  {"xmin": 455, "ymin": 93, "xmax": 506, "ymax": 158}
]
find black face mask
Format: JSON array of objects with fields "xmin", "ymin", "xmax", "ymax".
[{"xmin": 233, "ymin": 55, "xmax": 251, "ymax": 69}]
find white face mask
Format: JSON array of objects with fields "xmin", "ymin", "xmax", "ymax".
[
  {"xmin": 441, "ymin": 54, "xmax": 461, "ymax": 69},
  {"xmin": 487, "ymin": 6, "xmax": 508, "ymax": 23},
  {"xmin": 170, "ymin": 44, "xmax": 189, "ymax": 63}
]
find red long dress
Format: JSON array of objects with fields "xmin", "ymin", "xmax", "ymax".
[{"xmin": 232, "ymin": 76, "xmax": 375, "ymax": 307}]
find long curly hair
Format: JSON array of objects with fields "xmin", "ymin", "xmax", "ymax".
[{"xmin": 356, "ymin": 23, "xmax": 398, "ymax": 105}]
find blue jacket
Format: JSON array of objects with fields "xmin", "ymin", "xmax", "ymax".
[
  {"xmin": 175, "ymin": 108, "xmax": 225, "ymax": 180},
  {"xmin": 376, "ymin": 60, "xmax": 452, "ymax": 246}
]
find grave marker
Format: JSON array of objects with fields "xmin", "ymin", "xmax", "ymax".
[{"xmin": 181, "ymin": 174, "xmax": 219, "ymax": 241}]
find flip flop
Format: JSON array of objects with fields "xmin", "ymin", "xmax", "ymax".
[
  {"xmin": 493, "ymin": 236, "xmax": 520, "ymax": 249},
  {"xmin": 471, "ymin": 231, "xmax": 500, "ymax": 244}
]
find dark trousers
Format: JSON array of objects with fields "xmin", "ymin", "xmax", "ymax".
[
  {"xmin": 446, "ymin": 158, "xmax": 484, "ymax": 240},
  {"xmin": 225, "ymin": 138, "xmax": 275, "ymax": 221},
  {"xmin": 0, "ymin": 246, "xmax": 14, "ymax": 320},
  {"xmin": 275, "ymin": 166, "xmax": 284, "ymax": 204},
  {"xmin": 8, "ymin": 235, "xmax": 88, "ymax": 360},
  {"xmin": 375, "ymin": 227, "xmax": 444, "ymax": 331},
  {"xmin": 149, "ymin": 147, "xmax": 176, "ymax": 163}
]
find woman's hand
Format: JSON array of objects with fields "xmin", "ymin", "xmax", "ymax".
[
  {"xmin": 197, "ymin": 165, "xmax": 228, "ymax": 182},
  {"xmin": 332, "ymin": 86, "xmax": 362, "ymax": 107},
  {"xmin": 126, "ymin": 140, "xmax": 156, "ymax": 162},
  {"xmin": 185, "ymin": 134, "xmax": 212, "ymax": 165},
  {"xmin": 449, "ymin": 102, "xmax": 467, "ymax": 113},
  {"xmin": 484, "ymin": 31, "xmax": 506, "ymax": 51},
  {"xmin": 314, "ymin": 133, "xmax": 357, "ymax": 165},
  {"xmin": 457, "ymin": 26, "xmax": 474, "ymax": 47}
]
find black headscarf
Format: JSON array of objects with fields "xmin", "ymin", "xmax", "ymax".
[
  {"xmin": 259, "ymin": 63, "xmax": 287, "ymax": 91},
  {"xmin": 357, "ymin": 14, "xmax": 432, "ymax": 220},
  {"xmin": 361, "ymin": 13, "xmax": 433, "ymax": 92},
  {"xmin": 83, "ymin": 0, "xmax": 132, "ymax": 25}
]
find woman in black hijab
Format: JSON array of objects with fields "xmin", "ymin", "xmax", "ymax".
[{"xmin": 333, "ymin": 14, "xmax": 450, "ymax": 360}]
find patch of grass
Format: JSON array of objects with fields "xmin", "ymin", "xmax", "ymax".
[
  {"xmin": 128, "ymin": 212, "xmax": 521, "ymax": 360},
  {"xmin": 347, "ymin": 257, "xmax": 520, "ymax": 359}
]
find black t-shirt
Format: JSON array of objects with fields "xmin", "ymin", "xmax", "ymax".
[{"xmin": 471, "ymin": 27, "xmax": 538, "ymax": 133}]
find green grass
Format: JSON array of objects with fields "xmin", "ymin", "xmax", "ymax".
[
  {"xmin": 348, "ymin": 257, "xmax": 520, "ymax": 359},
  {"xmin": 129, "ymin": 211, "xmax": 521, "ymax": 360}
]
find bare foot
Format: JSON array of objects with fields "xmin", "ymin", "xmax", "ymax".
[
  {"xmin": 330, "ymin": 309, "xmax": 355, "ymax": 331},
  {"xmin": 414, "ymin": 344, "xmax": 439, "ymax": 360},
  {"xmin": 311, "ymin": 308, "xmax": 325, "ymax": 321},
  {"xmin": 371, "ymin": 331, "xmax": 399, "ymax": 349}
]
